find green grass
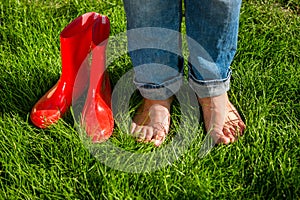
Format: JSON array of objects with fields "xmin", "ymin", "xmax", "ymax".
[{"xmin": 0, "ymin": 0, "xmax": 299, "ymax": 199}]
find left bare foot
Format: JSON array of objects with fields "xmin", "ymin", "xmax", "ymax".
[{"xmin": 131, "ymin": 97, "xmax": 172, "ymax": 146}]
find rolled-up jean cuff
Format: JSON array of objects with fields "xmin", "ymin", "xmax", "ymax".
[
  {"xmin": 188, "ymin": 70, "xmax": 231, "ymax": 98},
  {"xmin": 134, "ymin": 75, "xmax": 183, "ymax": 100}
]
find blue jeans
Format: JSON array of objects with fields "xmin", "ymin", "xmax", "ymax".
[{"xmin": 123, "ymin": 0, "xmax": 242, "ymax": 99}]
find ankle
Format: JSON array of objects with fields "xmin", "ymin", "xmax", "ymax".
[
  {"xmin": 143, "ymin": 96, "xmax": 173, "ymax": 110},
  {"xmin": 198, "ymin": 93, "xmax": 228, "ymax": 106}
]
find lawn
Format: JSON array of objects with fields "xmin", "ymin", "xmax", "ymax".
[{"xmin": 0, "ymin": 0, "xmax": 299, "ymax": 199}]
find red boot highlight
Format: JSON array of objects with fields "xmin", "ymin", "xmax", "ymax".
[
  {"xmin": 81, "ymin": 16, "xmax": 114, "ymax": 142},
  {"xmin": 31, "ymin": 12, "xmax": 100, "ymax": 128}
]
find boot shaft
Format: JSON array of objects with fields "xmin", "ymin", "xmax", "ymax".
[{"xmin": 60, "ymin": 12, "xmax": 99, "ymax": 83}]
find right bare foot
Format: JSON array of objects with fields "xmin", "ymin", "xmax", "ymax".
[
  {"xmin": 130, "ymin": 97, "xmax": 173, "ymax": 147},
  {"xmin": 198, "ymin": 93, "xmax": 246, "ymax": 144}
]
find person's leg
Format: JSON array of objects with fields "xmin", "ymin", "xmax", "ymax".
[
  {"xmin": 123, "ymin": 0, "xmax": 183, "ymax": 146},
  {"xmin": 185, "ymin": 0, "xmax": 245, "ymax": 144}
]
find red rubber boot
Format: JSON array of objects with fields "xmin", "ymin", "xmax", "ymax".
[
  {"xmin": 81, "ymin": 15, "xmax": 114, "ymax": 142},
  {"xmin": 31, "ymin": 12, "xmax": 99, "ymax": 128}
]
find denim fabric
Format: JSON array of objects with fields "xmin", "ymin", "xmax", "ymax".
[{"xmin": 123, "ymin": 0, "xmax": 242, "ymax": 99}]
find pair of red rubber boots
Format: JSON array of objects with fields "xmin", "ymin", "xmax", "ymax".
[{"xmin": 30, "ymin": 12, "xmax": 114, "ymax": 142}]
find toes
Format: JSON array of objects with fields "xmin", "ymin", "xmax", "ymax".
[
  {"xmin": 233, "ymin": 126, "xmax": 242, "ymax": 137},
  {"xmin": 229, "ymin": 126, "xmax": 237, "ymax": 136},
  {"xmin": 130, "ymin": 122, "xmax": 137, "ymax": 134},
  {"xmin": 238, "ymin": 121, "xmax": 246, "ymax": 134},
  {"xmin": 144, "ymin": 128, "xmax": 154, "ymax": 142},
  {"xmin": 216, "ymin": 134, "xmax": 231, "ymax": 145},
  {"xmin": 131, "ymin": 124, "xmax": 167, "ymax": 145},
  {"xmin": 227, "ymin": 121, "xmax": 245, "ymax": 138},
  {"xmin": 210, "ymin": 130, "xmax": 230, "ymax": 145},
  {"xmin": 131, "ymin": 124, "xmax": 143, "ymax": 138},
  {"xmin": 222, "ymin": 120, "xmax": 245, "ymax": 143},
  {"xmin": 214, "ymin": 131, "xmax": 231, "ymax": 145},
  {"xmin": 137, "ymin": 127, "xmax": 147, "ymax": 141},
  {"xmin": 221, "ymin": 136, "xmax": 231, "ymax": 145},
  {"xmin": 152, "ymin": 131, "xmax": 166, "ymax": 147},
  {"xmin": 229, "ymin": 131, "xmax": 237, "ymax": 142},
  {"xmin": 154, "ymin": 140, "xmax": 163, "ymax": 147},
  {"xmin": 223, "ymin": 128, "xmax": 236, "ymax": 143},
  {"xmin": 131, "ymin": 125, "xmax": 156, "ymax": 143}
]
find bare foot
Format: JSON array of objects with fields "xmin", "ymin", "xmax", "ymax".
[
  {"xmin": 131, "ymin": 97, "xmax": 173, "ymax": 147},
  {"xmin": 198, "ymin": 93, "xmax": 246, "ymax": 144}
]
